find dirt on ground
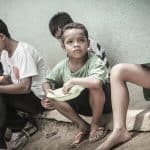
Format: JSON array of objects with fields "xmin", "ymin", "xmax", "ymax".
[{"xmin": 17, "ymin": 118, "xmax": 150, "ymax": 150}]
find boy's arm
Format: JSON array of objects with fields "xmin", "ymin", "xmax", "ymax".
[
  {"xmin": 42, "ymin": 81, "xmax": 55, "ymax": 109},
  {"xmin": 0, "ymin": 77, "xmax": 32, "ymax": 94},
  {"xmin": 42, "ymin": 82, "xmax": 53, "ymax": 95},
  {"xmin": 63, "ymin": 76, "xmax": 101, "ymax": 94}
]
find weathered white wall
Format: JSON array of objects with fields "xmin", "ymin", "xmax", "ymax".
[{"xmin": 0, "ymin": 0, "xmax": 150, "ymax": 107}]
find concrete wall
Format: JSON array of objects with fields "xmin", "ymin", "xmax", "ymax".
[{"xmin": 0, "ymin": 0, "xmax": 150, "ymax": 108}]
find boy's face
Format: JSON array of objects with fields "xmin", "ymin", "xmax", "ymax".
[
  {"xmin": 54, "ymin": 27, "xmax": 62, "ymax": 40},
  {"xmin": 0, "ymin": 34, "xmax": 5, "ymax": 52},
  {"xmin": 62, "ymin": 28, "xmax": 89, "ymax": 59}
]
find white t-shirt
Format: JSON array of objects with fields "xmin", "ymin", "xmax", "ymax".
[{"xmin": 1, "ymin": 42, "xmax": 49, "ymax": 99}]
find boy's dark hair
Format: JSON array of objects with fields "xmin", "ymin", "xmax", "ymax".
[
  {"xmin": 49, "ymin": 12, "xmax": 73, "ymax": 37},
  {"xmin": 61, "ymin": 22, "xmax": 89, "ymax": 43},
  {"xmin": 0, "ymin": 19, "xmax": 11, "ymax": 38}
]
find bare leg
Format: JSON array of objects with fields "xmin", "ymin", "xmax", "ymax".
[
  {"xmin": 96, "ymin": 64, "xmax": 150, "ymax": 150},
  {"xmin": 51, "ymin": 100, "xmax": 90, "ymax": 146},
  {"xmin": 88, "ymin": 82, "xmax": 107, "ymax": 142},
  {"xmin": 89, "ymin": 83, "xmax": 105, "ymax": 130},
  {"xmin": 52, "ymin": 100, "xmax": 89, "ymax": 132}
]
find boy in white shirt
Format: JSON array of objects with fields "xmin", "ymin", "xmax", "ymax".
[{"xmin": 0, "ymin": 19, "xmax": 48, "ymax": 149}]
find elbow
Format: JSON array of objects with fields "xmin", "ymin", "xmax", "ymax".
[
  {"xmin": 24, "ymin": 87, "xmax": 31, "ymax": 93},
  {"xmin": 90, "ymin": 79, "xmax": 102, "ymax": 89},
  {"xmin": 20, "ymin": 85, "xmax": 31, "ymax": 94}
]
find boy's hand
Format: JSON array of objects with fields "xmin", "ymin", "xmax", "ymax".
[
  {"xmin": 63, "ymin": 80, "xmax": 74, "ymax": 94},
  {"xmin": 41, "ymin": 97, "xmax": 54, "ymax": 109},
  {"xmin": 41, "ymin": 87, "xmax": 56, "ymax": 109},
  {"xmin": 47, "ymin": 88, "xmax": 55, "ymax": 95},
  {"xmin": 0, "ymin": 76, "xmax": 7, "ymax": 84}
]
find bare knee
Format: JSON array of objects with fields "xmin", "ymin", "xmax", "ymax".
[
  {"xmin": 89, "ymin": 80, "xmax": 103, "ymax": 92},
  {"xmin": 89, "ymin": 80, "xmax": 105, "ymax": 102},
  {"xmin": 110, "ymin": 64, "xmax": 129, "ymax": 82}
]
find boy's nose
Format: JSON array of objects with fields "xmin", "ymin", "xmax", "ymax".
[{"xmin": 73, "ymin": 41, "xmax": 79, "ymax": 46}]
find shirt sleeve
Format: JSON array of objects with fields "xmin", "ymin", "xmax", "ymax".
[
  {"xmin": 0, "ymin": 51, "xmax": 9, "ymax": 76},
  {"xmin": 87, "ymin": 54, "xmax": 109, "ymax": 83},
  {"xmin": 45, "ymin": 62, "xmax": 64, "ymax": 89},
  {"xmin": 16, "ymin": 50, "xmax": 38, "ymax": 79}
]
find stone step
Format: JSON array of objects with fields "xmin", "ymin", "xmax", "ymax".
[{"xmin": 37, "ymin": 108, "xmax": 150, "ymax": 131}]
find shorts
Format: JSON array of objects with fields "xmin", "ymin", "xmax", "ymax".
[
  {"xmin": 142, "ymin": 63, "xmax": 150, "ymax": 68},
  {"xmin": 142, "ymin": 64, "xmax": 150, "ymax": 101},
  {"xmin": 143, "ymin": 88, "xmax": 150, "ymax": 101},
  {"xmin": 67, "ymin": 82, "xmax": 112, "ymax": 116}
]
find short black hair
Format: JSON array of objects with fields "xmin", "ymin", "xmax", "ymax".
[
  {"xmin": 49, "ymin": 12, "xmax": 73, "ymax": 37},
  {"xmin": 61, "ymin": 22, "xmax": 89, "ymax": 43},
  {"xmin": 0, "ymin": 19, "xmax": 11, "ymax": 38}
]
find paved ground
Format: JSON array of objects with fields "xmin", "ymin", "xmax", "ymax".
[
  {"xmin": 20, "ymin": 119, "xmax": 150, "ymax": 150},
  {"xmin": 6, "ymin": 88, "xmax": 150, "ymax": 150}
]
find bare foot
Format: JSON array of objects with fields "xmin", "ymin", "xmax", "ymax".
[
  {"xmin": 89, "ymin": 127, "xmax": 108, "ymax": 143},
  {"xmin": 70, "ymin": 131, "xmax": 89, "ymax": 148},
  {"xmin": 95, "ymin": 128, "xmax": 132, "ymax": 150}
]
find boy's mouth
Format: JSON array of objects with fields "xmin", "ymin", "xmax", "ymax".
[{"xmin": 73, "ymin": 49, "xmax": 81, "ymax": 53}]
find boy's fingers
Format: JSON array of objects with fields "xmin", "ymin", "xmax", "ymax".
[
  {"xmin": 62, "ymin": 87, "xmax": 68, "ymax": 94},
  {"xmin": 48, "ymin": 89, "xmax": 54, "ymax": 94}
]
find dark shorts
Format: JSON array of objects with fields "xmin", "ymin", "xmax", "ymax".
[
  {"xmin": 143, "ymin": 88, "xmax": 150, "ymax": 101},
  {"xmin": 67, "ymin": 82, "xmax": 112, "ymax": 116},
  {"xmin": 0, "ymin": 92, "xmax": 45, "ymax": 131},
  {"xmin": 142, "ymin": 65, "xmax": 150, "ymax": 101}
]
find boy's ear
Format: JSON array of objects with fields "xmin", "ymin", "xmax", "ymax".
[
  {"xmin": 61, "ymin": 43, "xmax": 67, "ymax": 53},
  {"xmin": 0, "ymin": 33, "xmax": 5, "ymax": 40},
  {"xmin": 61, "ymin": 43, "xmax": 65, "ymax": 50}
]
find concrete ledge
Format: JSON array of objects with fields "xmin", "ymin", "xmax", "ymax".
[{"xmin": 37, "ymin": 108, "xmax": 150, "ymax": 131}]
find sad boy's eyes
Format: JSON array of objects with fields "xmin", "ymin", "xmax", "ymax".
[{"xmin": 66, "ymin": 38, "xmax": 87, "ymax": 45}]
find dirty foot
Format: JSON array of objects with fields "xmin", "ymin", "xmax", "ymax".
[
  {"xmin": 70, "ymin": 130, "xmax": 89, "ymax": 148},
  {"xmin": 95, "ymin": 128, "xmax": 132, "ymax": 150},
  {"xmin": 89, "ymin": 127, "xmax": 108, "ymax": 143}
]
